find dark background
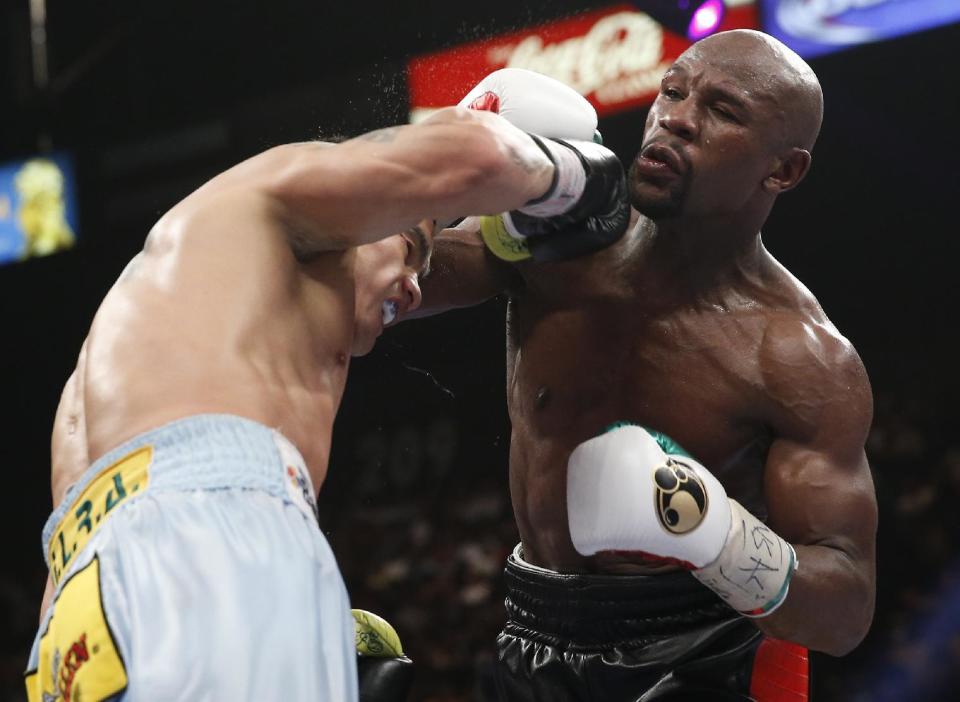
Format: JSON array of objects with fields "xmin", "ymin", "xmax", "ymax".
[{"xmin": 1, "ymin": 1, "xmax": 959, "ymax": 700}]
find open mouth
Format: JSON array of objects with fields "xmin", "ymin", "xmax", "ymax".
[
  {"xmin": 381, "ymin": 300, "xmax": 399, "ymax": 326},
  {"xmin": 638, "ymin": 143, "xmax": 684, "ymax": 175}
]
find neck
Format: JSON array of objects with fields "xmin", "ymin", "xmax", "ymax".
[{"xmin": 625, "ymin": 211, "xmax": 770, "ymax": 307}]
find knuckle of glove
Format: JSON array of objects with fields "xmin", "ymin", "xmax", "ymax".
[
  {"xmin": 527, "ymin": 170, "xmax": 628, "ymax": 263},
  {"xmin": 506, "ymin": 139, "xmax": 629, "ymax": 263},
  {"xmin": 574, "ymin": 141, "xmax": 627, "ymax": 209},
  {"xmin": 460, "ymin": 69, "xmax": 599, "ymax": 142},
  {"xmin": 558, "ymin": 140, "xmax": 628, "ymax": 227}
]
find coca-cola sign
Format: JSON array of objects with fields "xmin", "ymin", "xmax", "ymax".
[{"xmin": 407, "ymin": 2, "xmax": 759, "ymax": 121}]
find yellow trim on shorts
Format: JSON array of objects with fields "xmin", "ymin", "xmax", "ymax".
[
  {"xmin": 48, "ymin": 446, "xmax": 152, "ymax": 586},
  {"xmin": 26, "ymin": 556, "xmax": 128, "ymax": 702}
]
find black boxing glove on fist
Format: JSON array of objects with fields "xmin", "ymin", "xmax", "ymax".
[
  {"xmin": 354, "ymin": 609, "xmax": 414, "ymax": 702},
  {"xmin": 480, "ymin": 135, "xmax": 630, "ymax": 263}
]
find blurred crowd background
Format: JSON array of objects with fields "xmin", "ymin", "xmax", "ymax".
[{"xmin": 2, "ymin": 1, "xmax": 959, "ymax": 700}]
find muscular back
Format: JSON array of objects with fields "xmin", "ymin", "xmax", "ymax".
[
  {"xmin": 50, "ymin": 187, "xmax": 355, "ymax": 508},
  {"xmin": 47, "ymin": 110, "xmax": 568, "ymax": 512}
]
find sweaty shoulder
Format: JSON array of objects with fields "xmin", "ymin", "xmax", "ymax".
[
  {"xmin": 751, "ymin": 254, "xmax": 871, "ymax": 446},
  {"xmin": 154, "ymin": 143, "xmax": 337, "ymax": 262},
  {"xmin": 757, "ymin": 301, "xmax": 872, "ymax": 455},
  {"xmin": 151, "ymin": 182, "xmax": 304, "ymax": 269}
]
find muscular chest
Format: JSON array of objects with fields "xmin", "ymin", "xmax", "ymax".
[{"xmin": 507, "ymin": 297, "xmax": 766, "ymax": 464}]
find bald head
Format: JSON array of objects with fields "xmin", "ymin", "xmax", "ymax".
[{"xmin": 679, "ymin": 30, "xmax": 823, "ymax": 151}]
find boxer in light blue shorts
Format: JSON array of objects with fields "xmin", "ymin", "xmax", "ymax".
[
  {"xmin": 25, "ymin": 103, "xmax": 618, "ymax": 701},
  {"xmin": 26, "ymin": 415, "xmax": 356, "ymax": 701}
]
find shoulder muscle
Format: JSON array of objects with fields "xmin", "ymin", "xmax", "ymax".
[{"xmin": 759, "ymin": 314, "xmax": 872, "ymax": 456}]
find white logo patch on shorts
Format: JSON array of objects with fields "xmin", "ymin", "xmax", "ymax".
[{"xmin": 272, "ymin": 431, "xmax": 318, "ymax": 523}]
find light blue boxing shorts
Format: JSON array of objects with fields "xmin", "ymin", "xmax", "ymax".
[{"xmin": 24, "ymin": 414, "xmax": 358, "ymax": 702}]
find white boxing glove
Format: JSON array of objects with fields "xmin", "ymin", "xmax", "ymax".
[
  {"xmin": 459, "ymin": 69, "xmax": 625, "ymax": 262},
  {"xmin": 567, "ymin": 423, "xmax": 798, "ymax": 617},
  {"xmin": 458, "ymin": 68, "xmax": 599, "ymax": 143}
]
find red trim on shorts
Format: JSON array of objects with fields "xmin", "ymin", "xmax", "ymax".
[{"xmin": 749, "ymin": 638, "xmax": 809, "ymax": 702}]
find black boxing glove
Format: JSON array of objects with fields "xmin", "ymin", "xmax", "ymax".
[
  {"xmin": 358, "ymin": 657, "xmax": 414, "ymax": 702},
  {"xmin": 479, "ymin": 135, "xmax": 630, "ymax": 263},
  {"xmin": 354, "ymin": 609, "xmax": 414, "ymax": 702}
]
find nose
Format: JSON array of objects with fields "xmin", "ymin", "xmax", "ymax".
[
  {"xmin": 657, "ymin": 101, "xmax": 698, "ymax": 142},
  {"xmin": 403, "ymin": 274, "xmax": 422, "ymax": 314}
]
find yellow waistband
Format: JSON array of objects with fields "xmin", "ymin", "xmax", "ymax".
[{"xmin": 48, "ymin": 446, "xmax": 153, "ymax": 586}]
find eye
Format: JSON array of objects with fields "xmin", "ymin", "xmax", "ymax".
[
  {"xmin": 712, "ymin": 106, "xmax": 739, "ymax": 123},
  {"xmin": 662, "ymin": 86, "xmax": 682, "ymax": 100}
]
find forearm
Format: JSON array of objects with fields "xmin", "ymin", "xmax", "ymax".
[
  {"xmin": 692, "ymin": 500, "xmax": 875, "ymax": 654},
  {"xmin": 752, "ymin": 542, "xmax": 875, "ymax": 655},
  {"xmin": 410, "ymin": 219, "xmax": 520, "ymax": 318},
  {"xmin": 756, "ymin": 435, "xmax": 878, "ymax": 654},
  {"xmin": 566, "ymin": 426, "xmax": 877, "ymax": 657},
  {"xmin": 263, "ymin": 110, "xmax": 555, "ymax": 251}
]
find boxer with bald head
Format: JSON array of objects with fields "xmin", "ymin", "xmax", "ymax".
[
  {"xmin": 416, "ymin": 30, "xmax": 876, "ymax": 700},
  {"xmin": 24, "ymin": 106, "xmax": 629, "ymax": 702}
]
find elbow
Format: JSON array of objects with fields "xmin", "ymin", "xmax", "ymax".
[
  {"xmin": 822, "ymin": 630, "xmax": 869, "ymax": 658},
  {"xmin": 821, "ymin": 629, "xmax": 868, "ymax": 658},
  {"xmin": 825, "ymin": 592, "xmax": 875, "ymax": 657},
  {"xmin": 761, "ymin": 550, "xmax": 876, "ymax": 657},
  {"xmin": 820, "ymin": 569, "xmax": 876, "ymax": 657}
]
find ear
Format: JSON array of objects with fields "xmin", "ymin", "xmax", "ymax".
[{"xmin": 762, "ymin": 148, "xmax": 812, "ymax": 194}]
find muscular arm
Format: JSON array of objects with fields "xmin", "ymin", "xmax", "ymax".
[
  {"xmin": 414, "ymin": 207, "xmax": 642, "ymax": 317},
  {"xmin": 164, "ymin": 108, "xmax": 555, "ymax": 258},
  {"xmin": 412, "ymin": 217, "xmax": 521, "ymax": 317},
  {"xmin": 755, "ymin": 319, "xmax": 877, "ymax": 655}
]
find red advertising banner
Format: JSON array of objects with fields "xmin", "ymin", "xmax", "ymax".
[{"xmin": 407, "ymin": 1, "xmax": 758, "ymax": 121}]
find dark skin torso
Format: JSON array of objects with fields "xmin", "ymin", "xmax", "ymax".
[
  {"xmin": 418, "ymin": 215, "xmax": 876, "ymax": 654},
  {"xmin": 418, "ymin": 216, "xmax": 875, "ymax": 612},
  {"xmin": 413, "ymin": 30, "xmax": 876, "ymax": 657},
  {"xmin": 503, "ymin": 229, "xmax": 816, "ymax": 572},
  {"xmin": 508, "ymin": 295, "xmax": 766, "ymax": 571}
]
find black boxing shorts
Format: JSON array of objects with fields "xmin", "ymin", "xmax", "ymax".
[{"xmin": 495, "ymin": 545, "xmax": 808, "ymax": 701}]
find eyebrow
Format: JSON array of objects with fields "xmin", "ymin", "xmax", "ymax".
[
  {"xmin": 716, "ymin": 78, "xmax": 778, "ymax": 107},
  {"xmin": 664, "ymin": 64, "xmax": 774, "ymax": 109},
  {"xmin": 708, "ymin": 85, "xmax": 750, "ymax": 110}
]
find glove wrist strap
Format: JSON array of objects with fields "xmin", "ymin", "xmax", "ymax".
[
  {"xmin": 518, "ymin": 137, "xmax": 586, "ymax": 218},
  {"xmin": 693, "ymin": 499, "xmax": 798, "ymax": 618}
]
